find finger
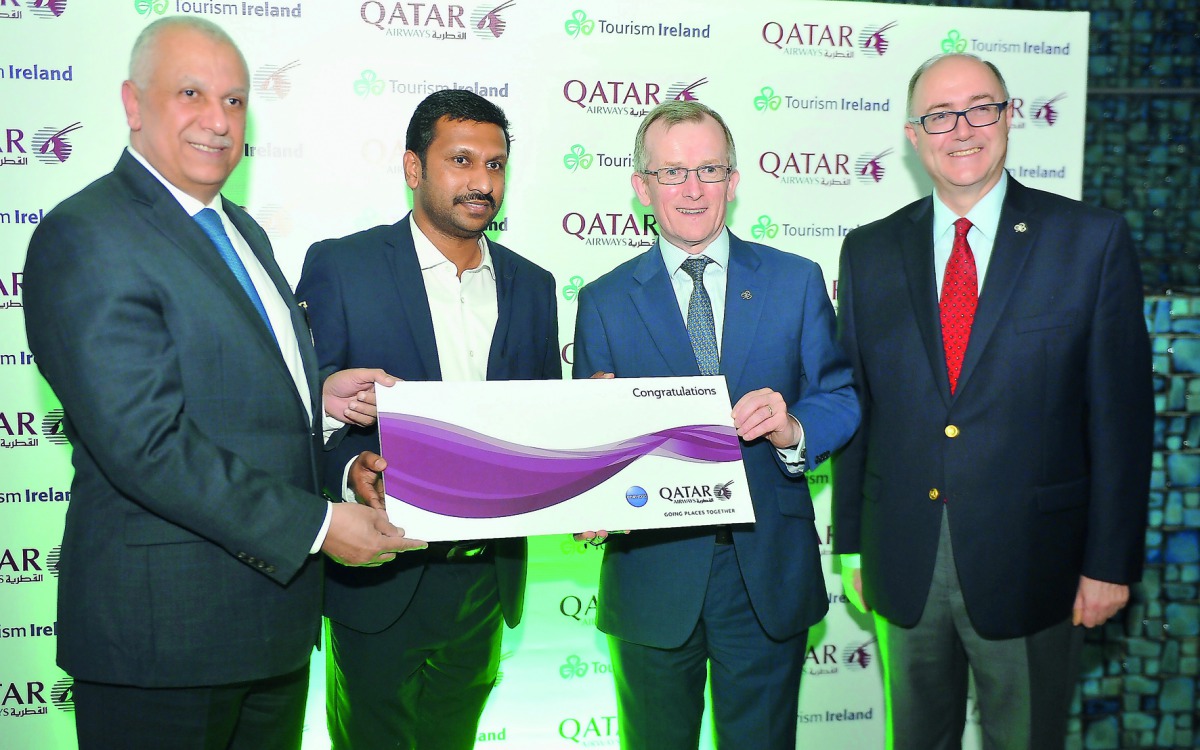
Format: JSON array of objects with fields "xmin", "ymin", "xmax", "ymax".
[{"xmin": 589, "ymin": 371, "xmax": 615, "ymax": 379}]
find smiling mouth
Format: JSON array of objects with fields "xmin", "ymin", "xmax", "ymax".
[
  {"xmin": 678, "ymin": 207, "xmax": 706, "ymax": 215},
  {"xmin": 191, "ymin": 143, "xmax": 225, "ymax": 154},
  {"xmin": 949, "ymin": 147, "xmax": 982, "ymax": 157}
]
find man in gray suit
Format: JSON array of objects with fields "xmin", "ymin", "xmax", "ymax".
[{"xmin": 22, "ymin": 16, "xmax": 419, "ymax": 749}]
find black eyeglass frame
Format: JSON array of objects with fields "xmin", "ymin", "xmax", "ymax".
[{"xmin": 907, "ymin": 101, "xmax": 1009, "ymax": 135}]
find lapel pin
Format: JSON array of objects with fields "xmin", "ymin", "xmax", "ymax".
[
  {"xmin": 1014, "ymin": 222, "xmax": 1027, "ymax": 233},
  {"xmin": 741, "ymin": 290, "xmax": 752, "ymax": 300}
]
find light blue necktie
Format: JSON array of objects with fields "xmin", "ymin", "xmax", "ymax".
[
  {"xmin": 193, "ymin": 208, "xmax": 276, "ymax": 340},
  {"xmin": 681, "ymin": 256, "xmax": 719, "ymax": 376}
]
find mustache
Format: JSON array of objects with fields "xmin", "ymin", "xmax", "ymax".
[{"xmin": 454, "ymin": 192, "xmax": 495, "ymax": 208}]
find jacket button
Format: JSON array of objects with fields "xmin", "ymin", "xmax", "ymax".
[
  {"xmin": 929, "ymin": 488, "xmax": 940, "ymax": 501},
  {"xmin": 945, "ymin": 425, "xmax": 960, "ymax": 438}
]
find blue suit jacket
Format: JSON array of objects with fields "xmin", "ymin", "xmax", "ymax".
[
  {"xmin": 296, "ymin": 214, "xmax": 560, "ymax": 633},
  {"xmin": 833, "ymin": 177, "xmax": 1153, "ymax": 639},
  {"xmin": 23, "ymin": 152, "xmax": 327, "ymax": 687},
  {"xmin": 573, "ymin": 231, "xmax": 859, "ymax": 647}
]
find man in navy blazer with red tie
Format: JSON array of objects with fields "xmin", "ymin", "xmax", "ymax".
[
  {"xmin": 573, "ymin": 101, "xmax": 859, "ymax": 750},
  {"xmin": 834, "ymin": 53, "xmax": 1153, "ymax": 749}
]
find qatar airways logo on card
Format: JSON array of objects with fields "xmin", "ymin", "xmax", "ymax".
[
  {"xmin": 562, "ymin": 76, "xmax": 708, "ymax": 116},
  {"xmin": 1, "ymin": 122, "xmax": 82, "ymax": 166}
]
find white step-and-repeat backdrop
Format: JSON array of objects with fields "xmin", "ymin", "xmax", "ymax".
[{"xmin": 2, "ymin": 1, "xmax": 1087, "ymax": 747}]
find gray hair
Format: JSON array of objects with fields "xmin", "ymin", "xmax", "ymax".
[
  {"xmin": 906, "ymin": 53, "xmax": 1009, "ymax": 117},
  {"xmin": 129, "ymin": 16, "xmax": 246, "ymax": 88},
  {"xmin": 632, "ymin": 100, "xmax": 737, "ymax": 173}
]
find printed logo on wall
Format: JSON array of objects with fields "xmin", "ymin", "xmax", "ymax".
[
  {"xmin": 0, "ymin": 545, "xmax": 57, "ymax": 584},
  {"xmin": 563, "ymin": 76, "xmax": 708, "ymax": 116},
  {"xmin": 561, "ymin": 7, "xmax": 710, "ymax": 40},
  {"xmin": 562, "ymin": 210, "xmax": 657, "ymax": 247},
  {"xmin": 253, "ymin": 60, "xmax": 300, "ymax": 101},
  {"xmin": 753, "ymin": 85, "xmax": 891, "ymax": 115},
  {"xmin": 804, "ymin": 637, "xmax": 879, "ymax": 677},
  {"xmin": 134, "ymin": 0, "xmax": 168, "ymax": 17},
  {"xmin": 559, "ymin": 654, "xmax": 613, "ymax": 680},
  {"xmin": 0, "ymin": 409, "xmax": 67, "ymax": 448},
  {"xmin": 354, "ymin": 69, "xmax": 509, "ymax": 99},
  {"xmin": 560, "ymin": 275, "xmax": 584, "ymax": 302},
  {"xmin": 559, "ymin": 593, "xmax": 599, "ymax": 626},
  {"xmin": 1030, "ymin": 93, "xmax": 1067, "ymax": 127},
  {"xmin": 854, "ymin": 148, "xmax": 893, "ymax": 184},
  {"xmin": 761, "ymin": 19, "xmax": 898, "ymax": 58},
  {"xmin": 0, "ymin": 486, "xmax": 71, "ymax": 505},
  {"xmin": 558, "ymin": 716, "xmax": 619, "ymax": 747},
  {"xmin": 0, "ymin": 677, "xmax": 69, "ymax": 719},
  {"xmin": 563, "ymin": 144, "xmax": 632, "ymax": 173},
  {"xmin": 941, "ymin": 27, "xmax": 1073, "ymax": 56},
  {"xmin": 0, "ymin": 122, "xmax": 82, "ymax": 167},
  {"xmin": 252, "ymin": 204, "xmax": 293, "ymax": 238},
  {"xmin": 26, "ymin": 0, "xmax": 67, "ymax": 19},
  {"xmin": 360, "ymin": 0, "xmax": 515, "ymax": 40}
]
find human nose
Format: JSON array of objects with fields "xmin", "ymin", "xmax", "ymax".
[
  {"xmin": 950, "ymin": 110, "xmax": 974, "ymax": 138},
  {"xmin": 200, "ymin": 97, "xmax": 229, "ymax": 135}
]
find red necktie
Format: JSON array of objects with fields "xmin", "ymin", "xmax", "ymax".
[{"xmin": 940, "ymin": 218, "xmax": 977, "ymax": 394}]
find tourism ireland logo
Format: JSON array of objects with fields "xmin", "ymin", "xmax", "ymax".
[
  {"xmin": 941, "ymin": 29, "xmax": 967, "ymax": 53},
  {"xmin": 563, "ymin": 145, "xmax": 593, "ymax": 172},
  {"xmin": 134, "ymin": 0, "xmax": 167, "ymax": 16},
  {"xmin": 561, "ymin": 275, "xmax": 584, "ymax": 302},
  {"xmin": 354, "ymin": 70, "xmax": 384, "ymax": 97},
  {"xmin": 753, "ymin": 86, "xmax": 782, "ymax": 112},
  {"xmin": 750, "ymin": 215, "xmax": 779, "ymax": 240},
  {"xmin": 564, "ymin": 9, "xmax": 594, "ymax": 37}
]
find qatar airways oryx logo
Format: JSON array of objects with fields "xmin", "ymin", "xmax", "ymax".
[
  {"xmin": 1, "ymin": 122, "xmax": 82, "ymax": 166},
  {"xmin": 855, "ymin": 148, "xmax": 893, "ymax": 184},
  {"xmin": 804, "ymin": 637, "xmax": 878, "ymax": 676},
  {"xmin": 1029, "ymin": 93, "xmax": 1067, "ymax": 127},
  {"xmin": 253, "ymin": 60, "xmax": 300, "ymax": 101},
  {"xmin": 4, "ymin": 0, "xmax": 69, "ymax": 19},
  {"xmin": 360, "ymin": 1, "xmax": 516, "ymax": 40},
  {"xmin": 563, "ymin": 77, "xmax": 708, "ymax": 116},
  {"xmin": 761, "ymin": 18, "xmax": 897, "ymax": 58}
]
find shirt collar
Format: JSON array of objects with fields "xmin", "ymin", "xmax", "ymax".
[
  {"xmin": 409, "ymin": 214, "xmax": 494, "ymax": 279},
  {"xmin": 127, "ymin": 146, "xmax": 222, "ymax": 216},
  {"xmin": 932, "ymin": 170, "xmax": 1008, "ymax": 242},
  {"xmin": 658, "ymin": 227, "xmax": 731, "ymax": 274}
]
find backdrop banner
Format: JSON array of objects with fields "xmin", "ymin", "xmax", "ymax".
[{"xmin": 0, "ymin": 2, "xmax": 1088, "ymax": 747}]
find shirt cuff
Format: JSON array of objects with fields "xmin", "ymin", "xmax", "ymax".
[
  {"xmin": 322, "ymin": 413, "xmax": 346, "ymax": 443},
  {"xmin": 310, "ymin": 501, "xmax": 333, "ymax": 554},
  {"xmin": 340, "ymin": 457, "xmax": 357, "ymax": 503},
  {"xmin": 775, "ymin": 415, "xmax": 806, "ymax": 474}
]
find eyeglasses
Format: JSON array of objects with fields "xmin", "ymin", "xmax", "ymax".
[
  {"xmin": 639, "ymin": 165, "xmax": 733, "ymax": 185},
  {"xmin": 907, "ymin": 101, "xmax": 1008, "ymax": 135}
]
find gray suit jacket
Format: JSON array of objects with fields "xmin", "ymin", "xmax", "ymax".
[{"xmin": 23, "ymin": 151, "xmax": 328, "ymax": 687}]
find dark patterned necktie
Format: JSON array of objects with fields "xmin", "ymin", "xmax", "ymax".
[
  {"xmin": 681, "ymin": 256, "xmax": 719, "ymax": 376},
  {"xmin": 940, "ymin": 218, "xmax": 977, "ymax": 394}
]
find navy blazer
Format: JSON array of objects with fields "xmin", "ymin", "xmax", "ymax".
[
  {"xmin": 572, "ymin": 231, "xmax": 859, "ymax": 647},
  {"xmin": 23, "ymin": 152, "xmax": 327, "ymax": 687},
  {"xmin": 833, "ymin": 177, "xmax": 1153, "ymax": 639},
  {"xmin": 296, "ymin": 214, "xmax": 560, "ymax": 633}
]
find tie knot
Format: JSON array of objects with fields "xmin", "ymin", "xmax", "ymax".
[
  {"xmin": 954, "ymin": 217, "xmax": 972, "ymax": 239},
  {"xmin": 194, "ymin": 207, "xmax": 223, "ymax": 233},
  {"xmin": 681, "ymin": 255, "xmax": 711, "ymax": 282}
]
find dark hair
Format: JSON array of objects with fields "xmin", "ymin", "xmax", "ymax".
[{"xmin": 405, "ymin": 89, "xmax": 511, "ymax": 165}]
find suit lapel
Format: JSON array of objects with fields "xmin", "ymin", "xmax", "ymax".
[
  {"xmin": 719, "ymin": 233, "xmax": 765, "ymax": 390},
  {"xmin": 954, "ymin": 179, "xmax": 1037, "ymax": 395},
  {"xmin": 630, "ymin": 244, "xmax": 701, "ymax": 375},
  {"xmin": 386, "ymin": 216, "xmax": 442, "ymax": 380},
  {"xmin": 486, "ymin": 244, "xmax": 516, "ymax": 378},
  {"xmin": 901, "ymin": 198, "xmax": 952, "ymax": 404}
]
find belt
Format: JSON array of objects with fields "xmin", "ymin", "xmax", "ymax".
[
  {"xmin": 714, "ymin": 525, "xmax": 734, "ymax": 545},
  {"xmin": 425, "ymin": 541, "xmax": 491, "ymax": 562}
]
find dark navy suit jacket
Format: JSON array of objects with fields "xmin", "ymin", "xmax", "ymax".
[
  {"xmin": 572, "ymin": 231, "xmax": 859, "ymax": 647},
  {"xmin": 833, "ymin": 177, "xmax": 1152, "ymax": 639},
  {"xmin": 24, "ymin": 151, "xmax": 327, "ymax": 687},
  {"xmin": 296, "ymin": 214, "xmax": 560, "ymax": 633}
]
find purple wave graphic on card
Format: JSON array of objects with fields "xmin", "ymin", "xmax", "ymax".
[{"xmin": 379, "ymin": 414, "xmax": 741, "ymax": 518}]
